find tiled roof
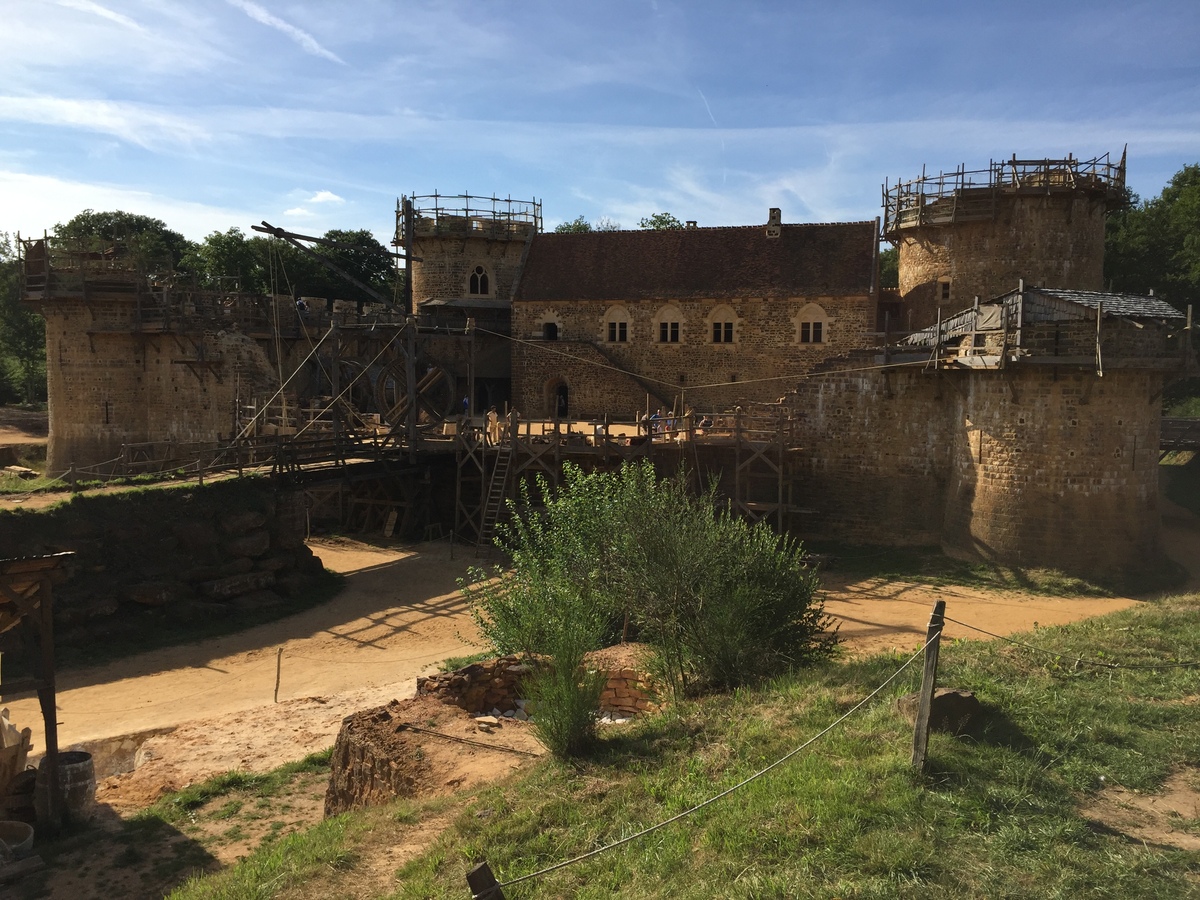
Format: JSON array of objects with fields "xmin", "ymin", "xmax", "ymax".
[
  {"xmin": 1029, "ymin": 288, "xmax": 1185, "ymax": 320},
  {"xmin": 513, "ymin": 222, "xmax": 877, "ymax": 302}
]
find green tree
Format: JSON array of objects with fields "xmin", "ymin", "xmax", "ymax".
[
  {"xmin": 637, "ymin": 212, "xmax": 685, "ymax": 230},
  {"xmin": 554, "ymin": 215, "xmax": 622, "ymax": 234},
  {"xmin": 0, "ymin": 233, "xmax": 47, "ymax": 404},
  {"xmin": 554, "ymin": 215, "xmax": 593, "ymax": 233},
  {"xmin": 179, "ymin": 228, "xmax": 268, "ymax": 292},
  {"xmin": 54, "ymin": 209, "xmax": 195, "ymax": 270},
  {"xmin": 1106, "ymin": 164, "xmax": 1200, "ymax": 312},
  {"xmin": 879, "ymin": 246, "xmax": 899, "ymax": 289}
]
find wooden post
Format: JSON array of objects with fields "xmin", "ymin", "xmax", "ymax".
[
  {"xmin": 274, "ymin": 647, "xmax": 283, "ymax": 703},
  {"xmin": 67, "ymin": 463, "xmax": 77, "ymax": 492},
  {"xmin": 911, "ymin": 599, "xmax": 946, "ymax": 772},
  {"xmin": 466, "ymin": 861, "xmax": 506, "ymax": 899}
]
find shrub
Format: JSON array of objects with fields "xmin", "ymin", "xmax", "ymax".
[{"xmin": 461, "ymin": 461, "xmax": 835, "ymax": 755}]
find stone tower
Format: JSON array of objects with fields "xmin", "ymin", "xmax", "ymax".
[
  {"xmin": 884, "ymin": 152, "xmax": 1127, "ymax": 329},
  {"xmin": 398, "ymin": 193, "xmax": 541, "ymax": 308}
]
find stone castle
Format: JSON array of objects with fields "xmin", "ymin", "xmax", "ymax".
[{"xmin": 20, "ymin": 152, "xmax": 1193, "ymax": 580}]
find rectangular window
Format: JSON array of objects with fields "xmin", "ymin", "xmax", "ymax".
[
  {"xmin": 800, "ymin": 321, "xmax": 824, "ymax": 343},
  {"xmin": 659, "ymin": 321, "xmax": 679, "ymax": 343},
  {"xmin": 712, "ymin": 322, "xmax": 734, "ymax": 343},
  {"xmin": 800, "ymin": 322, "xmax": 811, "ymax": 343},
  {"xmin": 812, "ymin": 321, "xmax": 823, "ymax": 342},
  {"xmin": 939, "ymin": 280, "xmax": 951, "ymax": 302},
  {"xmin": 608, "ymin": 321, "xmax": 627, "ymax": 342}
]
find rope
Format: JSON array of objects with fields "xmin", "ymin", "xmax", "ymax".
[
  {"xmin": 942, "ymin": 615, "xmax": 1200, "ymax": 670},
  {"xmin": 486, "ymin": 638, "xmax": 930, "ymax": 895}
]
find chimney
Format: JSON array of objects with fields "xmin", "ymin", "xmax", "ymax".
[{"xmin": 765, "ymin": 208, "xmax": 782, "ymax": 239}]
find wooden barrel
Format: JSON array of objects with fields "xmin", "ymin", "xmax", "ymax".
[{"xmin": 35, "ymin": 751, "xmax": 96, "ymax": 829}]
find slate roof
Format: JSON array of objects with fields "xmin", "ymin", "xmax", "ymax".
[
  {"xmin": 1027, "ymin": 288, "xmax": 1185, "ymax": 320},
  {"xmin": 512, "ymin": 222, "xmax": 877, "ymax": 303}
]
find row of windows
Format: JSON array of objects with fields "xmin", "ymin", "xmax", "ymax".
[
  {"xmin": 549, "ymin": 303, "xmax": 830, "ymax": 345},
  {"xmin": 549, "ymin": 315, "xmax": 828, "ymax": 345}
]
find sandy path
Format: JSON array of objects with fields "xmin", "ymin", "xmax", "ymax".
[{"xmin": 6, "ymin": 538, "xmax": 483, "ymax": 781}]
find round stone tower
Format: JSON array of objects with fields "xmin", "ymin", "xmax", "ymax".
[
  {"xmin": 884, "ymin": 152, "xmax": 1127, "ymax": 329},
  {"xmin": 397, "ymin": 193, "xmax": 541, "ymax": 307}
]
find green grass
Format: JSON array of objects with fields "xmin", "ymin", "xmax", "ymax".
[
  {"xmin": 139, "ymin": 749, "xmax": 333, "ymax": 826},
  {"xmin": 437, "ymin": 651, "xmax": 493, "ymax": 672},
  {"xmin": 170, "ymin": 593, "xmax": 1200, "ymax": 899}
]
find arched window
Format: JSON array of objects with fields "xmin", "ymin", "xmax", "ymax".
[
  {"xmin": 602, "ymin": 305, "xmax": 631, "ymax": 343},
  {"xmin": 707, "ymin": 304, "xmax": 739, "ymax": 344},
  {"xmin": 653, "ymin": 304, "xmax": 683, "ymax": 344},
  {"xmin": 468, "ymin": 264, "xmax": 491, "ymax": 296},
  {"xmin": 794, "ymin": 302, "xmax": 830, "ymax": 344}
]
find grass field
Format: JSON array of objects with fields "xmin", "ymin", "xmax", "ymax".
[{"xmin": 164, "ymin": 592, "xmax": 1200, "ymax": 899}]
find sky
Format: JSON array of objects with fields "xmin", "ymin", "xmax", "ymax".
[{"xmin": 2, "ymin": 0, "xmax": 1198, "ymax": 248}]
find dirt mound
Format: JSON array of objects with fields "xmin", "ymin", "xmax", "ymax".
[{"xmin": 325, "ymin": 695, "xmax": 543, "ymax": 817}]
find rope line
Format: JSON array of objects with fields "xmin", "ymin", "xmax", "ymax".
[
  {"xmin": 290, "ymin": 330, "xmax": 402, "ymax": 441},
  {"xmin": 942, "ymin": 616, "xmax": 1200, "ymax": 670},
  {"xmin": 477, "ymin": 326, "xmax": 933, "ymax": 394},
  {"xmin": 486, "ymin": 638, "xmax": 930, "ymax": 895}
]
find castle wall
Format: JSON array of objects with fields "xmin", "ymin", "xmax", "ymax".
[
  {"xmin": 410, "ymin": 234, "xmax": 529, "ymax": 304},
  {"xmin": 783, "ymin": 351, "xmax": 1163, "ymax": 578},
  {"xmin": 898, "ymin": 193, "xmax": 1107, "ymax": 329},
  {"xmin": 785, "ymin": 365, "xmax": 952, "ymax": 546},
  {"xmin": 43, "ymin": 295, "xmax": 278, "ymax": 473},
  {"xmin": 941, "ymin": 368, "xmax": 1162, "ymax": 576},
  {"xmin": 511, "ymin": 294, "xmax": 874, "ymax": 418}
]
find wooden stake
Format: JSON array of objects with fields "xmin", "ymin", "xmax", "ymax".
[
  {"xmin": 274, "ymin": 647, "xmax": 283, "ymax": 703},
  {"xmin": 911, "ymin": 599, "xmax": 946, "ymax": 772}
]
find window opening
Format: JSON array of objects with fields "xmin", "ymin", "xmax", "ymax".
[
  {"xmin": 799, "ymin": 321, "xmax": 824, "ymax": 343},
  {"xmin": 938, "ymin": 279, "xmax": 951, "ymax": 302},
  {"xmin": 469, "ymin": 265, "xmax": 490, "ymax": 296},
  {"xmin": 659, "ymin": 321, "xmax": 680, "ymax": 343},
  {"xmin": 607, "ymin": 320, "xmax": 627, "ymax": 342},
  {"xmin": 712, "ymin": 321, "xmax": 734, "ymax": 343},
  {"xmin": 543, "ymin": 322, "xmax": 559, "ymax": 341}
]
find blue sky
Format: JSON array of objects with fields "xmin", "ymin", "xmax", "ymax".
[{"xmin": 2, "ymin": 0, "xmax": 1198, "ymax": 246}]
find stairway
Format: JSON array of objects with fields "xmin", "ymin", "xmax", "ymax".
[{"xmin": 476, "ymin": 444, "xmax": 513, "ymax": 556}]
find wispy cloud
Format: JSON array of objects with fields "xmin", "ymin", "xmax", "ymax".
[
  {"xmin": 0, "ymin": 95, "xmax": 211, "ymax": 150},
  {"xmin": 56, "ymin": 0, "xmax": 143, "ymax": 32},
  {"xmin": 283, "ymin": 206, "xmax": 315, "ymax": 217},
  {"xmin": 225, "ymin": 0, "xmax": 345, "ymax": 65},
  {"xmin": 307, "ymin": 190, "xmax": 344, "ymax": 203}
]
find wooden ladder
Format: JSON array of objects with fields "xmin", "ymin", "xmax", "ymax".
[{"xmin": 476, "ymin": 444, "xmax": 513, "ymax": 556}]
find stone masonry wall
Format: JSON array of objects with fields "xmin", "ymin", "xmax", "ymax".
[
  {"xmin": 43, "ymin": 295, "xmax": 278, "ymax": 473},
  {"xmin": 941, "ymin": 367, "xmax": 1163, "ymax": 576},
  {"xmin": 512, "ymin": 294, "xmax": 873, "ymax": 418},
  {"xmin": 783, "ymin": 364, "xmax": 952, "ymax": 545},
  {"xmin": 783, "ymin": 354, "xmax": 1164, "ymax": 577},
  {"xmin": 898, "ymin": 193, "xmax": 1107, "ymax": 330},
  {"xmin": 410, "ymin": 234, "xmax": 529, "ymax": 305}
]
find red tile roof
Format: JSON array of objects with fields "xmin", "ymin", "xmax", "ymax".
[{"xmin": 513, "ymin": 222, "xmax": 877, "ymax": 303}]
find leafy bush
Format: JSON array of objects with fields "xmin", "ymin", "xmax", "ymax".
[{"xmin": 462, "ymin": 462, "xmax": 835, "ymax": 756}]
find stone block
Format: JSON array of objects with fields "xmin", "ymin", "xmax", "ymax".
[
  {"xmin": 200, "ymin": 570, "xmax": 276, "ymax": 600},
  {"xmin": 221, "ymin": 510, "xmax": 267, "ymax": 535},
  {"xmin": 226, "ymin": 529, "xmax": 271, "ymax": 559}
]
